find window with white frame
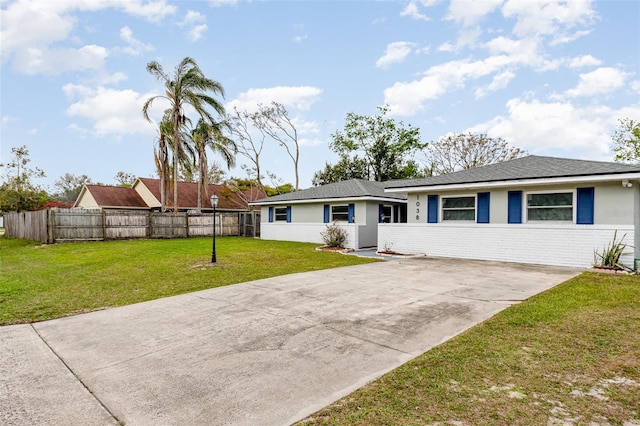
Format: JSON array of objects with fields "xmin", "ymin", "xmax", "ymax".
[
  {"xmin": 274, "ymin": 207, "xmax": 288, "ymax": 222},
  {"xmin": 526, "ymin": 192, "xmax": 573, "ymax": 221},
  {"xmin": 442, "ymin": 196, "xmax": 475, "ymax": 221},
  {"xmin": 331, "ymin": 205, "xmax": 349, "ymax": 221}
]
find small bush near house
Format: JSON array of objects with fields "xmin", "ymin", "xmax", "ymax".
[
  {"xmin": 320, "ymin": 221, "xmax": 347, "ymax": 248},
  {"xmin": 594, "ymin": 230, "xmax": 629, "ymax": 270}
]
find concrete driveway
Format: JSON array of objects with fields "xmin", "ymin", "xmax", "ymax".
[{"xmin": 1, "ymin": 257, "xmax": 580, "ymax": 425}]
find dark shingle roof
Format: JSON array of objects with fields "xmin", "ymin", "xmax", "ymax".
[
  {"xmin": 252, "ymin": 179, "xmax": 407, "ymax": 204},
  {"xmin": 386, "ymin": 155, "xmax": 640, "ymax": 189},
  {"xmin": 84, "ymin": 185, "xmax": 148, "ymax": 208}
]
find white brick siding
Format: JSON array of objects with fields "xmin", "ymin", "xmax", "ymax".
[
  {"xmin": 378, "ymin": 223, "xmax": 634, "ymax": 268},
  {"xmin": 262, "ymin": 223, "xmax": 360, "ymax": 249}
]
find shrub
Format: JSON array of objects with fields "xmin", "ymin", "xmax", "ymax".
[
  {"xmin": 594, "ymin": 230, "xmax": 629, "ymax": 270},
  {"xmin": 320, "ymin": 221, "xmax": 347, "ymax": 248}
]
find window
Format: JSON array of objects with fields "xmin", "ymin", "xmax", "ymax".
[
  {"xmin": 331, "ymin": 205, "xmax": 349, "ymax": 222},
  {"xmin": 442, "ymin": 196, "xmax": 475, "ymax": 221},
  {"xmin": 527, "ymin": 192, "xmax": 573, "ymax": 221},
  {"xmin": 274, "ymin": 207, "xmax": 288, "ymax": 222},
  {"xmin": 380, "ymin": 205, "xmax": 392, "ymax": 223}
]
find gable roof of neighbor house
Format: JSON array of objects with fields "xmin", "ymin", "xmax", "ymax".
[
  {"xmin": 251, "ymin": 179, "xmax": 407, "ymax": 205},
  {"xmin": 74, "ymin": 185, "xmax": 148, "ymax": 209},
  {"xmin": 385, "ymin": 155, "xmax": 640, "ymax": 192},
  {"xmin": 136, "ymin": 178, "xmax": 264, "ymax": 211}
]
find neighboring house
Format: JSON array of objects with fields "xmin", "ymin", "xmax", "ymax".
[
  {"xmin": 382, "ymin": 155, "xmax": 640, "ymax": 268},
  {"xmin": 251, "ymin": 179, "xmax": 407, "ymax": 249},
  {"xmin": 74, "ymin": 185, "xmax": 148, "ymax": 210},
  {"xmin": 75, "ymin": 178, "xmax": 264, "ymax": 212}
]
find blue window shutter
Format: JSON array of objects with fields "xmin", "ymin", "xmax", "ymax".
[
  {"xmin": 268, "ymin": 207, "xmax": 274, "ymax": 223},
  {"xmin": 508, "ymin": 191, "xmax": 522, "ymax": 224},
  {"xmin": 348, "ymin": 203, "xmax": 355, "ymax": 223},
  {"xmin": 323, "ymin": 204, "xmax": 330, "ymax": 223},
  {"xmin": 286, "ymin": 206, "xmax": 292, "ymax": 223},
  {"xmin": 477, "ymin": 192, "xmax": 490, "ymax": 223},
  {"xmin": 576, "ymin": 187, "xmax": 594, "ymax": 224},
  {"xmin": 378, "ymin": 204, "xmax": 384, "ymax": 223},
  {"xmin": 427, "ymin": 195, "xmax": 438, "ymax": 223}
]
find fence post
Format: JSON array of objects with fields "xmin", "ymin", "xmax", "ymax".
[
  {"xmin": 146, "ymin": 211, "xmax": 151, "ymax": 239},
  {"xmin": 48, "ymin": 209, "xmax": 54, "ymax": 243},
  {"xmin": 102, "ymin": 210, "xmax": 107, "ymax": 241}
]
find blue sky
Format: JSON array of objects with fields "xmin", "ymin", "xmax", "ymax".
[{"xmin": 1, "ymin": 0, "xmax": 639, "ymax": 191}]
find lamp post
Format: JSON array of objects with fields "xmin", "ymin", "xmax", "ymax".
[{"xmin": 210, "ymin": 193, "xmax": 219, "ymax": 263}]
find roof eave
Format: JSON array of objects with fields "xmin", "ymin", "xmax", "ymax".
[
  {"xmin": 385, "ymin": 172, "xmax": 640, "ymax": 193},
  {"xmin": 250, "ymin": 196, "xmax": 407, "ymax": 205}
]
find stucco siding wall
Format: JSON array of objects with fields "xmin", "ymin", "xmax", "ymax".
[
  {"xmin": 594, "ymin": 183, "xmax": 635, "ymax": 225},
  {"xmin": 378, "ymin": 223, "xmax": 635, "ymax": 268},
  {"xmin": 292, "ymin": 203, "xmax": 322, "ymax": 223},
  {"xmin": 261, "ymin": 223, "xmax": 359, "ymax": 249}
]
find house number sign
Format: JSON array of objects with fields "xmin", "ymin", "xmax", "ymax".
[{"xmin": 416, "ymin": 194, "xmax": 420, "ymax": 220}]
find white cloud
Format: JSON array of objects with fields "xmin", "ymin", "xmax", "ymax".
[
  {"xmin": 475, "ymin": 70, "xmax": 516, "ymax": 98},
  {"xmin": 400, "ymin": 1, "xmax": 431, "ymax": 21},
  {"xmin": 1, "ymin": 116, "xmax": 18, "ymax": 125},
  {"xmin": 183, "ymin": 10, "xmax": 207, "ymax": 24},
  {"xmin": 180, "ymin": 10, "xmax": 208, "ymax": 41},
  {"xmin": 563, "ymin": 67, "xmax": 630, "ymax": 98},
  {"xmin": 469, "ymin": 97, "xmax": 640, "ymax": 159},
  {"xmin": 1, "ymin": 0, "xmax": 174, "ymax": 74},
  {"xmin": 438, "ymin": 26, "xmax": 483, "ymax": 52},
  {"xmin": 385, "ymin": 55, "xmax": 525, "ymax": 115},
  {"xmin": 63, "ymin": 84, "xmax": 158, "ymax": 137},
  {"xmin": 118, "ymin": 26, "xmax": 154, "ymax": 56},
  {"xmin": 209, "ymin": 0, "xmax": 238, "ymax": 7},
  {"xmin": 501, "ymin": 0, "xmax": 596, "ymax": 39},
  {"xmin": 376, "ymin": 41, "xmax": 416, "ymax": 69},
  {"xmin": 187, "ymin": 24, "xmax": 208, "ymax": 42},
  {"xmin": 446, "ymin": 0, "xmax": 503, "ymax": 27},
  {"xmin": 227, "ymin": 86, "xmax": 323, "ymax": 112},
  {"xmin": 568, "ymin": 54, "xmax": 602, "ymax": 68},
  {"xmin": 118, "ymin": 0, "xmax": 177, "ymax": 23},
  {"xmin": 13, "ymin": 44, "xmax": 108, "ymax": 75}
]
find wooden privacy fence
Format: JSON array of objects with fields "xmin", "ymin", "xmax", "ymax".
[{"xmin": 4, "ymin": 208, "xmax": 252, "ymax": 244}]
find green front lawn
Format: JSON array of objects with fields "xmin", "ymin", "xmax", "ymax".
[
  {"xmin": 300, "ymin": 272, "xmax": 640, "ymax": 425},
  {"xmin": 0, "ymin": 236, "xmax": 376, "ymax": 325}
]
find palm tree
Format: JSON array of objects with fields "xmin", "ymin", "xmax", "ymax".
[
  {"xmin": 190, "ymin": 118, "xmax": 237, "ymax": 210},
  {"xmin": 143, "ymin": 57, "xmax": 226, "ymax": 212},
  {"xmin": 153, "ymin": 111, "xmax": 173, "ymax": 211}
]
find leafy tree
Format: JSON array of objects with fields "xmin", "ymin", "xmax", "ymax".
[
  {"xmin": 326, "ymin": 105, "xmax": 426, "ymax": 182},
  {"xmin": 425, "ymin": 132, "xmax": 525, "ymax": 175},
  {"xmin": 207, "ymin": 162, "xmax": 227, "ymax": 184},
  {"xmin": 54, "ymin": 173, "xmax": 92, "ymax": 203},
  {"xmin": 312, "ymin": 155, "xmax": 369, "ymax": 186},
  {"xmin": 143, "ymin": 57, "xmax": 226, "ymax": 211},
  {"xmin": 114, "ymin": 171, "xmax": 136, "ymax": 187},
  {"xmin": 612, "ymin": 118, "xmax": 640, "ymax": 164},
  {"xmin": 0, "ymin": 145, "xmax": 49, "ymax": 212}
]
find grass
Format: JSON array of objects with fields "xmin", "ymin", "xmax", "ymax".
[
  {"xmin": 300, "ymin": 272, "xmax": 640, "ymax": 425},
  {"xmin": 0, "ymin": 236, "xmax": 376, "ymax": 325}
]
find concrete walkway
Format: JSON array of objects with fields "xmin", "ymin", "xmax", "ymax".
[{"xmin": 0, "ymin": 257, "xmax": 581, "ymax": 425}]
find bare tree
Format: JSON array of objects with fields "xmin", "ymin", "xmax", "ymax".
[
  {"xmin": 253, "ymin": 102, "xmax": 300, "ymax": 190},
  {"xmin": 425, "ymin": 132, "xmax": 525, "ymax": 175},
  {"xmin": 226, "ymin": 107, "xmax": 268, "ymax": 193}
]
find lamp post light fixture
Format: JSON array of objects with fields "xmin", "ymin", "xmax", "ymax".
[{"xmin": 210, "ymin": 193, "xmax": 219, "ymax": 263}]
